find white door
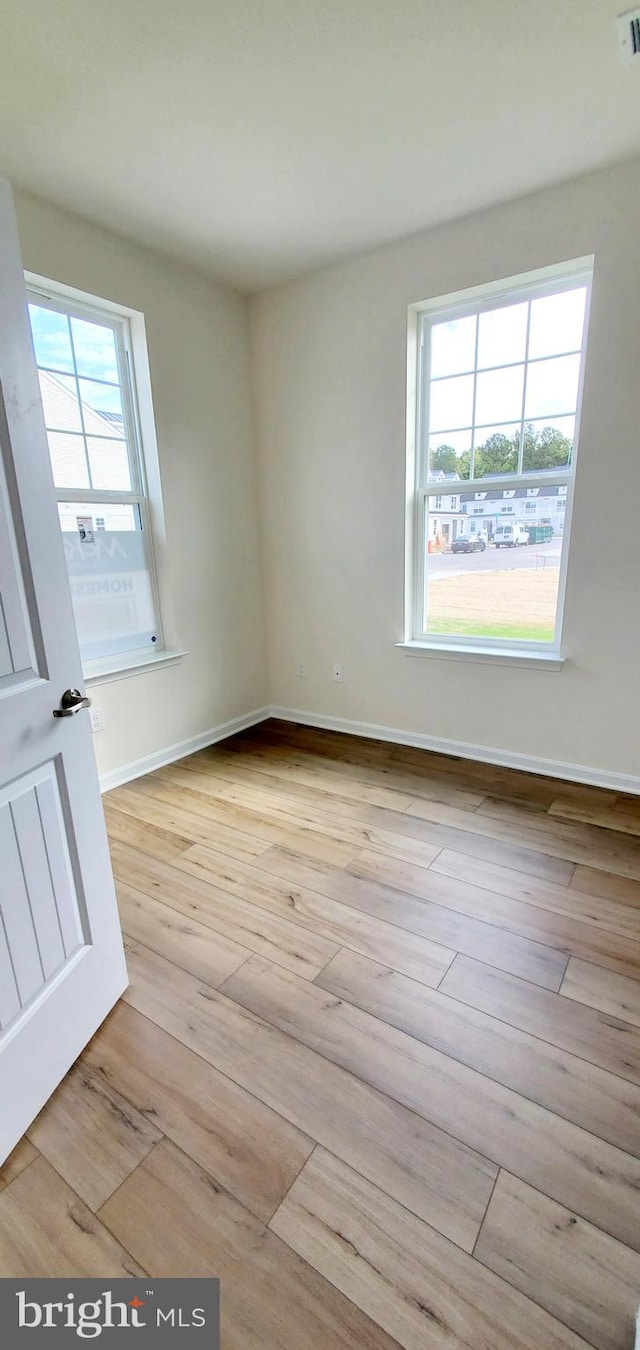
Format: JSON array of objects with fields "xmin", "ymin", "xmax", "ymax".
[{"xmin": 0, "ymin": 180, "xmax": 127, "ymax": 1161}]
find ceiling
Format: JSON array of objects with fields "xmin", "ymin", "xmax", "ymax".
[{"xmin": 0, "ymin": 1, "xmax": 638, "ymax": 292}]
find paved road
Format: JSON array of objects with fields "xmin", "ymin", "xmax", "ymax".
[{"xmin": 429, "ymin": 539, "xmax": 562, "ymax": 579}]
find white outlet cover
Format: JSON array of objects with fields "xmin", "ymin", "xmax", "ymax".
[{"xmin": 90, "ymin": 706, "xmax": 105, "ymax": 733}]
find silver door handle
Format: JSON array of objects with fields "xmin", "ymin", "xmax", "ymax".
[{"xmin": 53, "ymin": 688, "xmax": 92, "ymax": 718}]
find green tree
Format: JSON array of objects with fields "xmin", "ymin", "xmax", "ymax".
[
  {"xmin": 474, "ymin": 432, "xmax": 517, "ymax": 477},
  {"xmin": 448, "ymin": 424, "xmax": 571, "ymax": 482},
  {"xmin": 522, "ymin": 423, "xmax": 572, "ymax": 471},
  {"xmin": 429, "ymin": 443, "xmax": 459, "ymax": 475},
  {"xmin": 457, "ymin": 449, "xmax": 471, "ymax": 480},
  {"xmin": 521, "ymin": 423, "xmax": 572, "ymax": 472}
]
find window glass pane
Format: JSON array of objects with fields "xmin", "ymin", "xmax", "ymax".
[
  {"xmin": 477, "ymin": 302, "xmax": 528, "ymax": 370},
  {"xmin": 28, "ymin": 305, "xmax": 74, "ymax": 373},
  {"xmin": 475, "ymin": 364, "xmax": 524, "ymax": 425},
  {"xmin": 86, "ymin": 437, "xmax": 132, "ymax": 492},
  {"xmin": 473, "ymin": 423, "xmax": 520, "ymax": 478},
  {"xmin": 48, "ymin": 433, "xmax": 90, "ymax": 490},
  {"xmin": 419, "ymin": 268, "xmax": 591, "ymax": 652},
  {"xmin": 528, "ymin": 288, "xmax": 586, "ymax": 359},
  {"xmin": 430, "ymin": 315, "xmax": 476, "ymax": 379},
  {"xmin": 27, "ymin": 290, "xmax": 162, "ymax": 665},
  {"xmin": 39, "ymin": 371, "xmax": 82, "ymax": 432},
  {"xmin": 78, "ymin": 377, "xmax": 125, "ymax": 432},
  {"xmin": 428, "ymin": 429, "xmax": 472, "ymax": 481},
  {"xmin": 70, "ymin": 316, "xmax": 120, "ymax": 382},
  {"xmin": 57, "ymin": 502, "xmax": 137, "ymax": 531},
  {"xmin": 522, "ymin": 417, "xmax": 574, "ymax": 471},
  {"xmin": 58, "ymin": 503, "xmax": 156, "ymax": 661},
  {"xmin": 424, "ymin": 489, "xmax": 564, "ymax": 642},
  {"xmin": 429, "ymin": 373, "xmax": 474, "ymax": 432},
  {"xmin": 525, "ymin": 353, "xmax": 580, "ymax": 420}
]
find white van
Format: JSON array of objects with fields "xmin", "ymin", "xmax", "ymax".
[{"xmin": 494, "ymin": 523, "xmax": 529, "ymax": 548}]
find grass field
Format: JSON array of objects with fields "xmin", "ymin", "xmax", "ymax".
[
  {"xmin": 427, "ymin": 617, "xmax": 555, "ymax": 641},
  {"xmin": 426, "ymin": 567, "xmax": 559, "ymax": 643}
]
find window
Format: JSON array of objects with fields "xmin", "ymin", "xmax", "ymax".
[
  {"xmin": 434, "ymin": 495, "xmax": 442, "ymax": 509},
  {"xmin": 407, "ymin": 259, "xmax": 592, "ymax": 654},
  {"xmin": 27, "ymin": 281, "xmax": 167, "ymax": 671}
]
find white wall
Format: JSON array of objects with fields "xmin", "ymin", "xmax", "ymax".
[
  {"xmin": 15, "ymin": 190, "xmax": 267, "ymax": 780},
  {"xmin": 250, "ymin": 156, "xmax": 640, "ymax": 783}
]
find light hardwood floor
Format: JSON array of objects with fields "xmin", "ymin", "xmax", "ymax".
[{"xmin": 2, "ymin": 719, "xmax": 640, "ymax": 1349}]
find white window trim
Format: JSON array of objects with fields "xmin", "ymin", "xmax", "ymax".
[
  {"xmin": 404, "ymin": 256, "xmax": 594, "ymax": 662},
  {"xmin": 25, "ymin": 271, "xmax": 179, "ymax": 677},
  {"xmin": 83, "ymin": 646, "xmax": 188, "ymax": 688},
  {"xmin": 395, "ymin": 640, "xmax": 565, "ymax": 670}
]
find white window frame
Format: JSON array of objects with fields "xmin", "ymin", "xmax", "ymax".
[
  {"xmin": 25, "ymin": 273, "xmax": 182, "ymax": 684},
  {"xmin": 402, "ymin": 257, "xmax": 593, "ymax": 666}
]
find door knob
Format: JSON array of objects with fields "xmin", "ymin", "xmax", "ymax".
[{"xmin": 53, "ymin": 688, "xmax": 92, "ymax": 718}]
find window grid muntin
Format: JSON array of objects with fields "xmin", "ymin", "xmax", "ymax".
[
  {"xmin": 428, "ymin": 346, "xmax": 583, "ymax": 386},
  {"xmin": 66, "ymin": 308, "xmax": 93, "ymax": 489},
  {"xmin": 28, "ymin": 292, "xmax": 142, "ymax": 498},
  {"xmin": 39, "ymin": 429, "xmax": 127, "ymax": 445},
  {"xmin": 37, "ymin": 364, "xmax": 121, "ymax": 389},
  {"xmin": 27, "ymin": 283, "xmax": 164, "ymax": 658},
  {"xmin": 418, "ymin": 472, "xmax": 573, "ymax": 650},
  {"xmin": 516, "ymin": 301, "xmax": 533, "ymax": 474},
  {"xmin": 426, "ymin": 409, "xmax": 578, "ymax": 438},
  {"xmin": 412, "ymin": 267, "xmax": 591, "ymax": 652},
  {"xmin": 423, "ymin": 310, "xmax": 584, "ymax": 482}
]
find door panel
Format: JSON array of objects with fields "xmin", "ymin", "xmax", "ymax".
[
  {"xmin": 0, "ymin": 178, "xmax": 127, "ymax": 1160},
  {"xmin": 7, "ymin": 785, "xmax": 68, "ymax": 981},
  {"xmin": 0, "ymin": 762, "xmax": 87, "ymax": 1032},
  {"xmin": 31, "ymin": 766, "xmax": 87, "ymax": 955}
]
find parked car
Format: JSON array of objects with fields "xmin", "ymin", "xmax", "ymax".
[
  {"xmin": 494, "ymin": 523, "xmax": 529, "ymax": 548},
  {"xmin": 451, "ymin": 534, "xmax": 486, "ymax": 553}
]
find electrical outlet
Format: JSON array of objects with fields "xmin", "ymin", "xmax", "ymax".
[
  {"xmin": 90, "ymin": 706, "xmax": 105, "ymax": 733},
  {"xmin": 332, "ymin": 663, "xmax": 344, "ymax": 683},
  {"xmin": 296, "ymin": 661, "xmax": 307, "ymax": 678}
]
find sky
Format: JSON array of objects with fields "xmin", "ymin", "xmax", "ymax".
[
  {"xmin": 427, "ymin": 286, "xmax": 586, "ymax": 472},
  {"xmin": 28, "ymin": 303, "xmax": 130, "ymax": 494},
  {"xmin": 28, "ymin": 303, "xmax": 124, "ymax": 417}
]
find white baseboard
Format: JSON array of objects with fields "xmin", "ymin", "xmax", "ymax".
[
  {"xmin": 269, "ymin": 705, "xmax": 640, "ymax": 796},
  {"xmin": 99, "ymin": 706, "xmax": 271, "ymax": 792},
  {"xmin": 98, "ymin": 700, "xmax": 640, "ymax": 797}
]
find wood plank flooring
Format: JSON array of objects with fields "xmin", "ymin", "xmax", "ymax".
[{"xmin": 1, "ymin": 719, "xmax": 639, "ymax": 1350}]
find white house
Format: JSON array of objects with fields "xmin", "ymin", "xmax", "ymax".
[
  {"xmin": 38, "ymin": 370, "xmax": 132, "ymax": 533},
  {"xmin": 461, "ymin": 484, "xmax": 568, "ymax": 539},
  {"xmin": 427, "ymin": 483, "xmax": 466, "ymax": 549}
]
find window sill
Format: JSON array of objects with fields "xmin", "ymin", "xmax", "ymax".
[
  {"xmin": 83, "ymin": 648, "xmax": 187, "ymax": 688},
  {"xmin": 396, "ymin": 641, "xmax": 564, "ymax": 671}
]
